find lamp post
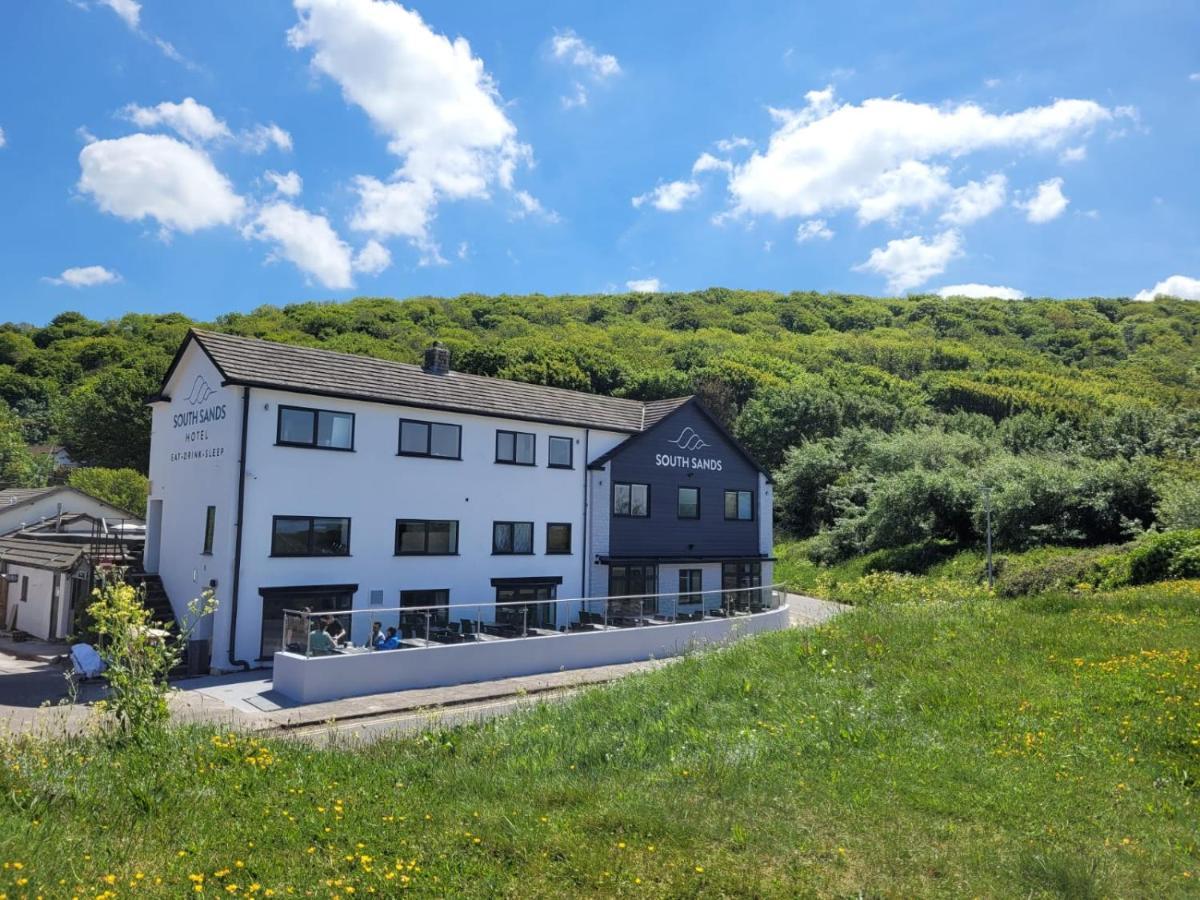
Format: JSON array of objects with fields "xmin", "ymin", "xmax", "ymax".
[{"xmin": 982, "ymin": 485, "xmax": 994, "ymax": 590}]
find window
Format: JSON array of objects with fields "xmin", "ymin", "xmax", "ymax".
[
  {"xmin": 401, "ymin": 589, "xmax": 449, "ymax": 627},
  {"xmin": 492, "ymin": 521, "xmax": 534, "ymax": 554},
  {"xmin": 610, "ymin": 564, "xmax": 656, "ymax": 596},
  {"xmin": 260, "ymin": 585, "xmax": 353, "ymax": 658},
  {"xmin": 610, "ymin": 564, "xmax": 657, "ymax": 615},
  {"xmin": 548, "ymin": 436, "xmax": 573, "ymax": 468},
  {"xmin": 724, "ymin": 489, "xmax": 754, "ymax": 521},
  {"xmin": 277, "ymin": 405, "xmax": 354, "ymax": 450},
  {"xmin": 495, "ymin": 430, "xmax": 536, "ymax": 465},
  {"xmin": 679, "ymin": 569, "xmax": 703, "ymax": 604},
  {"xmin": 20, "ymin": 576, "xmax": 28, "ymax": 603},
  {"xmin": 677, "ymin": 487, "xmax": 700, "ymax": 519},
  {"xmin": 496, "ymin": 584, "xmax": 557, "ymax": 629},
  {"xmin": 395, "ymin": 519, "xmax": 459, "ymax": 555},
  {"xmin": 546, "ymin": 522, "xmax": 572, "ymax": 554},
  {"xmin": 202, "ymin": 505, "xmax": 216, "ymax": 554},
  {"xmin": 614, "ymin": 482, "xmax": 650, "ymax": 517},
  {"xmin": 270, "ymin": 516, "xmax": 351, "ymax": 557},
  {"xmin": 398, "ymin": 419, "xmax": 461, "ymax": 459},
  {"xmin": 722, "ymin": 561, "xmax": 762, "ymax": 589}
]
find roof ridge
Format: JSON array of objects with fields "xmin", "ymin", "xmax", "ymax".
[{"xmin": 192, "ymin": 328, "xmax": 681, "ymax": 422}]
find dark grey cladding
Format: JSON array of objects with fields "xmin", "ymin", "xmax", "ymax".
[
  {"xmin": 168, "ymin": 329, "xmax": 692, "ymax": 434},
  {"xmin": 605, "ymin": 402, "xmax": 763, "ymax": 560}
]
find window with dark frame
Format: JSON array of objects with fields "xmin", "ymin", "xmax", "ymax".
[
  {"xmin": 202, "ymin": 505, "xmax": 216, "ymax": 554},
  {"xmin": 398, "ymin": 419, "xmax": 461, "ymax": 459},
  {"xmin": 270, "ymin": 516, "xmax": 351, "ymax": 557},
  {"xmin": 614, "ymin": 482, "xmax": 650, "ymax": 517},
  {"xmin": 495, "ymin": 429, "xmax": 536, "ymax": 465},
  {"xmin": 394, "ymin": 519, "xmax": 459, "ymax": 555},
  {"xmin": 724, "ymin": 489, "xmax": 754, "ymax": 521},
  {"xmin": 546, "ymin": 522, "xmax": 572, "ymax": 554},
  {"xmin": 677, "ymin": 486, "xmax": 700, "ymax": 519},
  {"xmin": 277, "ymin": 405, "xmax": 355, "ymax": 450},
  {"xmin": 400, "ymin": 589, "xmax": 449, "ymax": 627},
  {"xmin": 496, "ymin": 584, "xmax": 557, "ymax": 629},
  {"xmin": 547, "ymin": 435, "xmax": 573, "ymax": 468},
  {"xmin": 492, "ymin": 521, "xmax": 534, "ymax": 554},
  {"xmin": 609, "ymin": 564, "xmax": 658, "ymax": 614}
]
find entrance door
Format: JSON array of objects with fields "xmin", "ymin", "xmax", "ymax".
[{"xmin": 495, "ymin": 584, "xmax": 557, "ymax": 630}]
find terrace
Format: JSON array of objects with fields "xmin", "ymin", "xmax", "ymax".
[{"xmin": 272, "ymin": 585, "xmax": 789, "ymax": 702}]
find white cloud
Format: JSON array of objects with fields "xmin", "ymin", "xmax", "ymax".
[
  {"xmin": 1190, "ymin": 73, "xmax": 1200, "ymax": 82},
  {"xmin": 796, "ymin": 219, "xmax": 834, "ymax": 242},
  {"xmin": 289, "ymin": 0, "xmax": 530, "ymax": 258},
  {"xmin": 936, "ymin": 283, "xmax": 1025, "ymax": 300},
  {"xmin": 940, "ymin": 173, "xmax": 1007, "ymax": 226},
  {"xmin": 77, "ymin": 133, "xmax": 245, "ymax": 234},
  {"xmin": 1134, "ymin": 275, "xmax": 1200, "ymax": 302},
  {"xmin": 264, "ymin": 169, "xmax": 303, "ymax": 197},
  {"xmin": 715, "ymin": 136, "xmax": 753, "ymax": 153},
  {"xmin": 44, "ymin": 265, "xmax": 122, "ymax": 288},
  {"xmin": 99, "ymin": 0, "xmax": 140, "ymax": 30},
  {"xmin": 352, "ymin": 239, "xmax": 392, "ymax": 275},
  {"xmin": 723, "ymin": 87, "xmax": 1113, "ymax": 225},
  {"xmin": 550, "ymin": 30, "xmax": 620, "ymax": 79},
  {"xmin": 1019, "ymin": 176, "xmax": 1069, "ymax": 223},
  {"xmin": 456, "ymin": 241, "xmax": 469, "ymax": 260},
  {"xmin": 984, "ymin": 77, "xmax": 1002, "ymax": 89},
  {"xmin": 1059, "ymin": 144, "xmax": 1087, "ymax": 163},
  {"xmin": 626, "ymin": 277, "xmax": 662, "ymax": 292},
  {"xmin": 855, "ymin": 160, "xmax": 951, "ymax": 224},
  {"xmin": 632, "ymin": 180, "xmax": 700, "ymax": 212},
  {"xmin": 512, "ymin": 189, "xmax": 559, "ymax": 222},
  {"xmin": 241, "ymin": 123, "xmax": 293, "ymax": 154},
  {"xmin": 243, "ymin": 200, "xmax": 354, "ymax": 289},
  {"xmin": 122, "ymin": 98, "xmax": 231, "ymax": 144},
  {"xmin": 856, "ymin": 229, "xmax": 963, "ymax": 293},
  {"xmin": 94, "ymin": 0, "xmax": 197, "ymax": 68},
  {"xmin": 0, "ymin": 126, "xmax": 5, "ymax": 148},
  {"xmin": 561, "ymin": 81, "xmax": 588, "ymax": 109},
  {"xmin": 692, "ymin": 152, "xmax": 732, "ymax": 175}
]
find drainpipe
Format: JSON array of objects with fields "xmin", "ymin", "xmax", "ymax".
[
  {"xmin": 226, "ymin": 385, "xmax": 252, "ymax": 671},
  {"xmin": 579, "ymin": 429, "xmax": 590, "ymax": 600}
]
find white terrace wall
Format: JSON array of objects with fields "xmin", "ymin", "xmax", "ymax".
[{"xmin": 273, "ymin": 603, "xmax": 791, "ymax": 703}]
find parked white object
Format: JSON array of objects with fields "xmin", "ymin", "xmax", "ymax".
[{"xmin": 70, "ymin": 642, "xmax": 105, "ymax": 678}]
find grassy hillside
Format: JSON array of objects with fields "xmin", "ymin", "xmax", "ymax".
[
  {"xmin": 1, "ymin": 291, "xmax": 1197, "ymax": 554},
  {"xmin": 3, "ymin": 577, "xmax": 1198, "ymax": 897}
]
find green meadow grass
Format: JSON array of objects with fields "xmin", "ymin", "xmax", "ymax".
[{"xmin": 2, "ymin": 580, "xmax": 1198, "ymax": 897}]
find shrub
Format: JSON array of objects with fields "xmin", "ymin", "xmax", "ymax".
[
  {"xmin": 996, "ymin": 545, "xmax": 1128, "ymax": 597},
  {"xmin": 88, "ymin": 573, "xmax": 215, "ymax": 741},
  {"xmin": 1124, "ymin": 529, "xmax": 1200, "ymax": 586}
]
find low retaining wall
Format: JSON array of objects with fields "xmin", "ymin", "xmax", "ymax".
[{"xmin": 272, "ymin": 604, "xmax": 790, "ymax": 704}]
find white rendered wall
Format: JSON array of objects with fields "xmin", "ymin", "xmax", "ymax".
[
  {"xmin": 273, "ymin": 603, "xmax": 791, "ymax": 703},
  {"xmin": 231, "ymin": 387, "xmax": 630, "ymax": 665},
  {"xmin": 758, "ymin": 473, "xmax": 774, "ymax": 556},
  {"xmin": 3, "ymin": 565, "xmax": 57, "ymax": 639},
  {"xmin": 147, "ymin": 345, "xmax": 241, "ymax": 657}
]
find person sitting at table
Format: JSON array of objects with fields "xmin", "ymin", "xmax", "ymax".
[
  {"xmin": 364, "ymin": 621, "xmax": 384, "ymax": 649},
  {"xmin": 378, "ymin": 626, "xmax": 401, "ymax": 650},
  {"xmin": 308, "ymin": 621, "xmax": 336, "ymax": 656},
  {"xmin": 323, "ymin": 615, "xmax": 346, "ymax": 646}
]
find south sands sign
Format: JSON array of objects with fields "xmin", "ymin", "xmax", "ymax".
[{"xmin": 655, "ymin": 426, "xmax": 723, "ymax": 471}]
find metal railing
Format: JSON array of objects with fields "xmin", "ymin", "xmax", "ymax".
[{"xmin": 281, "ymin": 584, "xmax": 785, "ymax": 658}]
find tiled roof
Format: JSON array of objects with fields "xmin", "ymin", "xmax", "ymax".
[
  {"xmin": 181, "ymin": 329, "xmax": 692, "ymax": 434},
  {"xmin": 0, "ymin": 537, "xmax": 84, "ymax": 571}
]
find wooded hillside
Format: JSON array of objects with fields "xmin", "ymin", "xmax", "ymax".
[{"xmin": 2, "ymin": 291, "xmax": 1197, "ymax": 556}]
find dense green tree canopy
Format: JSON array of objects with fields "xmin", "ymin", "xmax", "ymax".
[{"xmin": 1, "ymin": 291, "xmax": 1196, "ymax": 554}]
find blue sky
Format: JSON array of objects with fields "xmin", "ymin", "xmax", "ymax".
[{"xmin": 1, "ymin": 0, "xmax": 1198, "ymax": 325}]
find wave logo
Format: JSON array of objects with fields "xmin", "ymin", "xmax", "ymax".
[
  {"xmin": 184, "ymin": 375, "xmax": 215, "ymax": 406},
  {"xmin": 666, "ymin": 426, "xmax": 709, "ymax": 452}
]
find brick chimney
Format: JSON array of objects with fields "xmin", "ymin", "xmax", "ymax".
[{"xmin": 422, "ymin": 342, "xmax": 451, "ymax": 375}]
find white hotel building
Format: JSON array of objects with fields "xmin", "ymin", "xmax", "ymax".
[{"xmin": 146, "ymin": 329, "xmax": 775, "ymax": 674}]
